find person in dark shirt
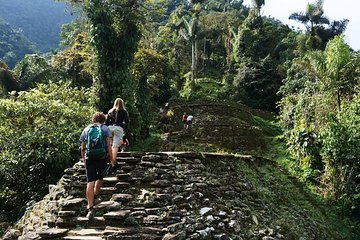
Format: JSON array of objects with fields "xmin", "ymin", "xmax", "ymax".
[
  {"xmin": 105, "ymin": 98, "xmax": 130, "ymax": 162},
  {"xmin": 182, "ymin": 112, "xmax": 188, "ymax": 129}
]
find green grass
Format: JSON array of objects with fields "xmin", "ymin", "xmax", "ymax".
[
  {"xmin": 234, "ymin": 157, "xmax": 355, "ymax": 239},
  {"xmin": 252, "ymin": 115, "xmax": 282, "ymax": 136},
  {"xmin": 130, "ymin": 132, "xmax": 161, "ymax": 152},
  {"xmin": 245, "ymin": 116, "xmax": 358, "ymax": 238}
]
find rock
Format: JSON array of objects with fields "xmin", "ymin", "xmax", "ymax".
[
  {"xmin": 142, "ymin": 154, "xmax": 162, "ymax": 162},
  {"xmin": 206, "ymin": 215, "xmax": 215, "ymax": 224},
  {"xmin": 115, "ymin": 182, "xmax": 131, "ymax": 189},
  {"xmin": 228, "ymin": 220, "xmax": 241, "ymax": 233},
  {"xmin": 196, "ymin": 227, "xmax": 214, "ymax": 238},
  {"xmin": 141, "ymin": 161, "xmax": 156, "ymax": 167},
  {"xmin": 38, "ymin": 228, "xmax": 68, "ymax": 238},
  {"xmin": 200, "ymin": 207, "xmax": 212, "ymax": 216},
  {"xmin": 214, "ymin": 233, "xmax": 230, "ymax": 240},
  {"xmin": 103, "ymin": 210, "xmax": 131, "ymax": 220},
  {"xmin": 3, "ymin": 229, "xmax": 21, "ymax": 240},
  {"xmin": 142, "ymin": 227, "xmax": 166, "ymax": 235},
  {"xmin": 61, "ymin": 198, "xmax": 86, "ymax": 211},
  {"xmin": 217, "ymin": 222, "xmax": 225, "ymax": 229},
  {"xmin": 112, "ymin": 193, "xmax": 134, "ymax": 203},
  {"xmin": 167, "ymin": 222, "xmax": 184, "ymax": 233},
  {"xmin": 184, "ymin": 223, "xmax": 196, "ymax": 233},
  {"xmin": 252, "ymin": 215, "xmax": 259, "ymax": 225},
  {"xmin": 151, "ymin": 180, "xmax": 171, "ymax": 187},
  {"xmin": 162, "ymin": 231, "xmax": 186, "ymax": 240},
  {"xmin": 63, "ymin": 236, "xmax": 103, "ymax": 240},
  {"xmin": 58, "ymin": 211, "xmax": 76, "ymax": 217}
]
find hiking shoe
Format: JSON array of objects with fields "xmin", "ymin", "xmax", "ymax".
[{"xmin": 86, "ymin": 208, "xmax": 95, "ymax": 219}]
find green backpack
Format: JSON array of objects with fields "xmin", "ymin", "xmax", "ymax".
[{"xmin": 86, "ymin": 125, "xmax": 106, "ymax": 159}]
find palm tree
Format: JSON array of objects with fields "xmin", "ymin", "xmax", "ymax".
[
  {"xmin": 251, "ymin": 0, "xmax": 265, "ymax": 18},
  {"xmin": 289, "ymin": 0, "xmax": 329, "ymax": 36},
  {"xmin": 174, "ymin": 1, "xmax": 204, "ymax": 92}
]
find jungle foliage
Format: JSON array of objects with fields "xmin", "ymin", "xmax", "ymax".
[
  {"xmin": 279, "ymin": 35, "xmax": 360, "ymax": 217},
  {"xmin": 0, "ymin": 82, "xmax": 93, "ymax": 222},
  {"xmin": 0, "ymin": 18, "xmax": 35, "ymax": 68}
]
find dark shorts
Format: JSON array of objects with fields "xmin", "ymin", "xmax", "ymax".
[
  {"xmin": 187, "ymin": 120, "xmax": 192, "ymax": 125},
  {"xmin": 85, "ymin": 156, "xmax": 107, "ymax": 182}
]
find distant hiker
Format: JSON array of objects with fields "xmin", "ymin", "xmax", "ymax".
[
  {"xmin": 182, "ymin": 112, "xmax": 188, "ymax": 129},
  {"xmin": 120, "ymin": 133, "xmax": 130, "ymax": 152},
  {"xmin": 80, "ymin": 112, "xmax": 113, "ymax": 219},
  {"xmin": 106, "ymin": 98, "xmax": 130, "ymax": 162},
  {"xmin": 164, "ymin": 102, "xmax": 169, "ymax": 112},
  {"xmin": 186, "ymin": 115, "xmax": 193, "ymax": 129}
]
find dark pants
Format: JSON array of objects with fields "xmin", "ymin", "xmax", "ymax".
[{"xmin": 85, "ymin": 156, "xmax": 107, "ymax": 182}]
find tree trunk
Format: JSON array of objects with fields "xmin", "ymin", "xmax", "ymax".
[
  {"xmin": 337, "ymin": 89, "xmax": 341, "ymax": 112},
  {"xmin": 191, "ymin": 38, "xmax": 197, "ymax": 92}
]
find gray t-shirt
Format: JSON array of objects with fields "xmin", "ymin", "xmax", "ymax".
[{"xmin": 79, "ymin": 124, "xmax": 112, "ymax": 143}]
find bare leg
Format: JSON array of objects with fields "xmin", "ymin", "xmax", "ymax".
[
  {"xmin": 112, "ymin": 146, "xmax": 119, "ymax": 163},
  {"xmin": 86, "ymin": 181, "xmax": 95, "ymax": 208},
  {"xmin": 94, "ymin": 179, "xmax": 103, "ymax": 196}
]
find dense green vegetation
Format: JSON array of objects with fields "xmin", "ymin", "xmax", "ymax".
[
  {"xmin": 279, "ymin": 35, "xmax": 360, "ymax": 218},
  {"xmin": 0, "ymin": 0, "xmax": 359, "ymax": 236},
  {"xmin": 0, "ymin": 0, "xmax": 73, "ymax": 52},
  {"xmin": 0, "ymin": 18, "xmax": 35, "ymax": 68},
  {"xmin": 0, "ymin": 82, "xmax": 93, "ymax": 223}
]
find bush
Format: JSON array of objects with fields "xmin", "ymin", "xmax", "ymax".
[
  {"xmin": 0, "ymin": 81, "xmax": 94, "ymax": 222},
  {"xmin": 320, "ymin": 94, "xmax": 360, "ymax": 217}
]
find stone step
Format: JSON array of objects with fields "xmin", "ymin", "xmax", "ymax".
[
  {"xmin": 121, "ymin": 165, "xmax": 137, "ymax": 172},
  {"xmin": 116, "ymin": 157, "xmax": 141, "ymax": 164},
  {"xmin": 103, "ymin": 210, "xmax": 131, "ymax": 220},
  {"xmin": 58, "ymin": 211, "xmax": 77, "ymax": 218},
  {"xmin": 99, "ymin": 187, "xmax": 117, "ymax": 196},
  {"xmin": 67, "ymin": 228, "xmax": 105, "ymax": 236},
  {"xmin": 103, "ymin": 226, "xmax": 141, "ymax": 239},
  {"xmin": 95, "ymin": 201, "xmax": 121, "ymax": 210},
  {"xmin": 39, "ymin": 228, "xmax": 69, "ymax": 239},
  {"xmin": 115, "ymin": 182, "xmax": 131, "ymax": 189},
  {"xmin": 102, "ymin": 177, "xmax": 120, "ymax": 187},
  {"xmin": 111, "ymin": 194, "xmax": 134, "ymax": 203},
  {"xmin": 63, "ymin": 236, "xmax": 103, "ymax": 240},
  {"xmin": 103, "ymin": 227, "xmax": 163, "ymax": 239},
  {"xmin": 116, "ymin": 173, "xmax": 132, "ymax": 181},
  {"xmin": 76, "ymin": 217, "xmax": 106, "ymax": 228},
  {"xmin": 60, "ymin": 198, "xmax": 87, "ymax": 211}
]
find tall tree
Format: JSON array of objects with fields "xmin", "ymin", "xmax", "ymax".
[
  {"xmin": 289, "ymin": 0, "xmax": 348, "ymax": 50},
  {"xmin": 289, "ymin": 0, "xmax": 329, "ymax": 36},
  {"xmin": 251, "ymin": 0, "xmax": 264, "ymax": 19},
  {"xmin": 173, "ymin": 1, "xmax": 205, "ymax": 93},
  {"xmin": 85, "ymin": 0, "xmax": 142, "ymax": 112}
]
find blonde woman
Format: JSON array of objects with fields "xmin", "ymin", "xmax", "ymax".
[{"xmin": 106, "ymin": 98, "xmax": 130, "ymax": 162}]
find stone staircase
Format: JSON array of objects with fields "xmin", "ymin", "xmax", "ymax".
[{"xmin": 9, "ymin": 152, "xmax": 283, "ymax": 240}]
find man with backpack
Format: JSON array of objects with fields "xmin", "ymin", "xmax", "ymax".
[{"xmin": 79, "ymin": 112, "xmax": 113, "ymax": 219}]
